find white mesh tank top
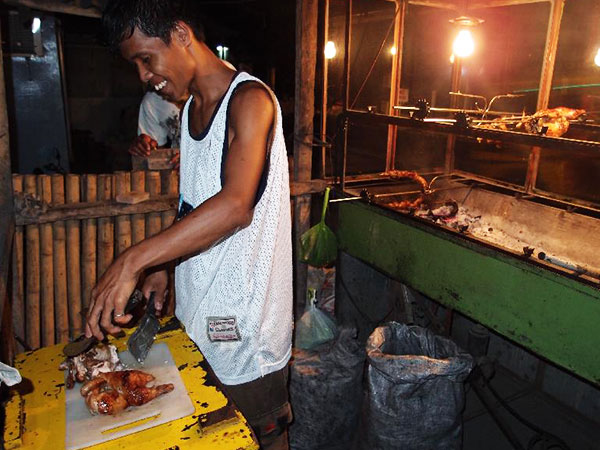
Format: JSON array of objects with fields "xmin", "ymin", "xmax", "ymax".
[{"xmin": 175, "ymin": 72, "xmax": 293, "ymax": 385}]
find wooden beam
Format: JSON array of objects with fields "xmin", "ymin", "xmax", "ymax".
[
  {"xmin": 468, "ymin": 0, "xmax": 548, "ymax": 8},
  {"xmin": 15, "ymin": 196, "xmax": 180, "ymax": 226},
  {"xmin": 3, "ymin": 0, "xmax": 103, "ymax": 18},
  {"xmin": 293, "ymin": 0, "xmax": 318, "ymax": 313},
  {"xmin": 0, "ymin": 20, "xmax": 15, "ymax": 362}
]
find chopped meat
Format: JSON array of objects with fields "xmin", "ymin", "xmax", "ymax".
[{"xmin": 60, "ymin": 344, "xmax": 123, "ymax": 388}]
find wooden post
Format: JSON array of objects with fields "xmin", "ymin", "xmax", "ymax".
[
  {"xmin": 24, "ymin": 175, "xmax": 40, "ymax": 349},
  {"xmin": 82, "ymin": 175, "xmax": 97, "ymax": 312},
  {"xmin": 39, "ymin": 175, "xmax": 55, "ymax": 346},
  {"xmin": 146, "ymin": 171, "xmax": 162, "ymax": 238},
  {"xmin": 115, "ymin": 171, "xmax": 132, "ymax": 255},
  {"xmin": 537, "ymin": 0, "xmax": 564, "ymax": 111},
  {"xmin": 293, "ymin": 0, "xmax": 318, "ymax": 313},
  {"xmin": 11, "ymin": 175, "xmax": 25, "ymax": 353},
  {"xmin": 52, "ymin": 174, "xmax": 69, "ymax": 343},
  {"xmin": 131, "ymin": 171, "xmax": 146, "ymax": 244},
  {"xmin": 66, "ymin": 174, "xmax": 82, "ymax": 335},
  {"xmin": 97, "ymin": 175, "xmax": 114, "ymax": 279},
  {"xmin": 0, "ymin": 19, "xmax": 15, "ymax": 358}
]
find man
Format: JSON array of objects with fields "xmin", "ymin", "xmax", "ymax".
[
  {"xmin": 129, "ymin": 89, "xmax": 182, "ymax": 157},
  {"xmin": 88, "ymin": 1, "xmax": 293, "ymax": 448}
]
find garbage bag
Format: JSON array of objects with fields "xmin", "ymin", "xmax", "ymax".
[
  {"xmin": 295, "ymin": 289, "xmax": 337, "ymax": 350},
  {"xmin": 358, "ymin": 322, "xmax": 474, "ymax": 450},
  {"xmin": 300, "ymin": 187, "xmax": 337, "ymax": 267},
  {"xmin": 290, "ymin": 328, "xmax": 366, "ymax": 450}
]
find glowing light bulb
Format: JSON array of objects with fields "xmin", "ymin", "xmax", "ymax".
[
  {"xmin": 453, "ymin": 29, "xmax": 475, "ymax": 58},
  {"xmin": 324, "ymin": 41, "xmax": 337, "ymax": 59},
  {"xmin": 595, "ymin": 48, "xmax": 600, "ymax": 67},
  {"xmin": 390, "ymin": 46, "xmax": 397, "ymax": 56}
]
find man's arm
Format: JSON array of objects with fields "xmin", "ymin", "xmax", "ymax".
[{"xmin": 86, "ymin": 83, "xmax": 274, "ymax": 339}]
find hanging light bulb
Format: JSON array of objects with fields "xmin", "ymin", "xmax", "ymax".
[
  {"xmin": 324, "ymin": 41, "xmax": 337, "ymax": 59},
  {"xmin": 390, "ymin": 46, "xmax": 397, "ymax": 56},
  {"xmin": 595, "ymin": 48, "xmax": 600, "ymax": 67},
  {"xmin": 453, "ymin": 29, "xmax": 475, "ymax": 58}
]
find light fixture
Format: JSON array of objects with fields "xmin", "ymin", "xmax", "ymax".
[
  {"xmin": 449, "ymin": 16, "xmax": 483, "ymax": 59},
  {"xmin": 595, "ymin": 48, "xmax": 600, "ymax": 67},
  {"xmin": 216, "ymin": 45, "xmax": 229, "ymax": 60},
  {"xmin": 453, "ymin": 30, "xmax": 475, "ymax": 58},
  {"xmin": 31, "ymin": 17, "xmax": 41, "ymax": 34},
  {"xmin": 390, "ymin": 46, "xmax": 397, "ymax": 56},
  {"xmin": 324, "ymin": 41, "xmax": 336, "ymax": 59}
]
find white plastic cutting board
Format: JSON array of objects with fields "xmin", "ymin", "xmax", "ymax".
[{"xmin": 65, "ymin": 343, "xmax": 195, "ymax": 450}]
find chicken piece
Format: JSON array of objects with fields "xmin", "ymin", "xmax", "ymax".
[
  {"xmin": 85, "ymin": 388, "xmax": 129, "ymax": 415},
  {"xmin": 384, "ymin": 170, "xmax": 429, "ymax": 193},
  {"xmin": 61, "ymin": 343, "xmax": 123, "ymax": 387},
  {"xmin": 80, "ymin": 370, "xmax": 174, "ymax": 415},
  {"xmin": 96, "ymin": 370, "xmax": 174, "ymax": 406}
]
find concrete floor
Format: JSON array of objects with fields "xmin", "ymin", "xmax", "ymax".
[{"xmin": 463, "ymin": 367, "xmax": 600, "ymax": 450}]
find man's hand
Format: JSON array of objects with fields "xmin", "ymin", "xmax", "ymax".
[
  {"xmin": 129, "ymin": 134, "xmax": 157, "ymax": 157},
  {"xmin": 85, "ymin": 250, "xmax": 141, "ymax": 340},
  {"xmin": 142, "ymin": 270, "xmax": 169, "ymax": 316},
  {"xmin": 169, "ymin": 151, "xmax": 180, "ymax": 170}
]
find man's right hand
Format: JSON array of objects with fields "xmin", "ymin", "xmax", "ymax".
[
  {"xmin": 141, "ymin": 269, "xmax": 169, "ymax": 316},
  {"xmin": 129, "ymin": 134, "xmax": 158, "ymax": 157}
]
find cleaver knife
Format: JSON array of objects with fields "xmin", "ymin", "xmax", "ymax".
[{"xmin": 127, "ymin": 292, "xmax": 160, "ymax": 363}]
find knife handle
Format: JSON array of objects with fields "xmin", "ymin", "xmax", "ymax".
[{"xmin": 146, "ymin": 291, "xmax": 157, "ymax": 315}]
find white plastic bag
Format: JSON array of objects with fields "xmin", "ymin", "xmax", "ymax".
[{"xmin": 295, "ymin": 289, "xmax": 337, "ymax": 350}]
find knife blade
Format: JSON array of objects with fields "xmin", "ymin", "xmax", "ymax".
[
  {"xmin": 127, "ymin": 292, "xmax": 160, "ymax": 363},
  {"xmin": 63, "ymin": 289, "xmax": 144, "ymax": 357}
]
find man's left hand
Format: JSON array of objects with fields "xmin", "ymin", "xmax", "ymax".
[{"xmin": 86, "ymin": 251, "xmax": 141, "ymax": 340}]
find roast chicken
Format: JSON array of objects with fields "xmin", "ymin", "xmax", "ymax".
[{"xmin": 80, "ymin": 370, "xmax": 174, "ymax": 415}]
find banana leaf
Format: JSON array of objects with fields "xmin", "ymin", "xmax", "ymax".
[{"xmin": 300, "ymin": 187, "xmax": 337, "ymax": 267}]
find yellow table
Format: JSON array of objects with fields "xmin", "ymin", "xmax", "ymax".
[{"xmin": 3, "ymin": 320, "xmax": 259, "ymax": 450}]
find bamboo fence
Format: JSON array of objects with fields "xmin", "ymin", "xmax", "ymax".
[{"xmin": 11, "ymin": 170, "xmax": 179, "ymax": 351}]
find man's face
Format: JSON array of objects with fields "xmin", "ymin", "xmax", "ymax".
[{"xmin": 120, "ymin": 26, "xmax": 194, "ymax": 103}]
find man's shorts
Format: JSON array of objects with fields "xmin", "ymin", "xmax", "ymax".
[{"xmin": 223, "ymin": 366, "xmax": 292, "ymax": 450}]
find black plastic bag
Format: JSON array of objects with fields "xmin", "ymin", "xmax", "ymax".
[
  {"xmin": 290, "ymin": 328, "xmax": 366, "ymax": 450},
  {"xmin": 357, "ymin": 322, "xmax": 474, "ymax": 450}
]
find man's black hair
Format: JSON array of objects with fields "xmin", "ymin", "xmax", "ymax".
[{"xmin": 102, "ymin": 0, "xmax": 205, "ymax": 51}]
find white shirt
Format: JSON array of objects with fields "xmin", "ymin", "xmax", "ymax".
[{"xmin": 175, "ymin": 72, "xmax": 293, "ymax": 385}]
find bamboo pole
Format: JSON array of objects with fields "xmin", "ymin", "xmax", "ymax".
[
  {"xmin": 97, "ymin": 175, "xmax": 114, "ymax": 279},
  {"xmin": 66, "ymin": 174, "xmax": 82, "ymax": 335},
  {"xmin": 81, "ymin": 175, "xmax": 97, "ymax": 313},
  {"xmin": 146, "ymin": 171, "xmax": 162, "ymax": 238},
  {"xmin": 39, "ymin": 175, "xmax": 55, "ymax": 346},
  {"xmin": 52, "ymin": 174, "xmax": 69, "ymax": 343},
  {"xmin": 162, "ymin": 170, "xmax": 178, "ymax": 230},
  {"xmin": 131, "ymin": 171, "xmax": 146, "ymax": 244},
  {"xmin": 23, "ymin": 175, "xmax": 40, "ymax": 349},
  {"xmin": 163, "ymin": 170, "xmax": 178, "ymax": 315},
  {"xmin": 115, "ymin": 171, "xmax": 132, "ymax": 255},
  {"xmin": 11, "ymin": 175, "xmax": 24, "ymax": 353}
]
